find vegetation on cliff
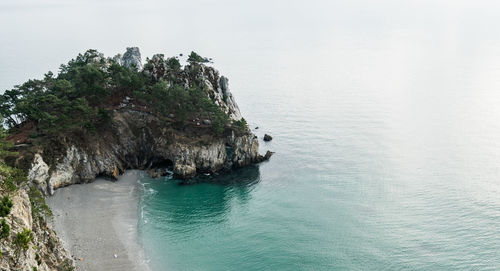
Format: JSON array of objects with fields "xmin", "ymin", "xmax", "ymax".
[
  {"xmin": 0, "ymin": 124, "xmax": 71, "ymax": 270},
  {"xmin": 0, "ymin": 49, "xmax": 245, "ymax": 140}
]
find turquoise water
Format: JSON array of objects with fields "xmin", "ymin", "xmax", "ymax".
[
  {"xmin": 3, "ymin": 0, "xmax": 500, "ymax": 270},
  {"xmin": 136, "ymin": 5, "xmax": 500, "ymax": 265},
  {"xmin": 138, "ymin": 45, "xmax": 500, "ymax": 269},
  {"xmin": 138, "ymin": 76, "xmax": 500, "ymax": 271}
]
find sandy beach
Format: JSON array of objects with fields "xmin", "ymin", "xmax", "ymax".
[{"xmin": 47, "ymin": 170, "xmax": 151, "ymax": 271}]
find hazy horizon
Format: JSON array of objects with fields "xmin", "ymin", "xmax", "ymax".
[{"xmin": 3, "ymin": 0, "xmax": 500, "ymax": 92}]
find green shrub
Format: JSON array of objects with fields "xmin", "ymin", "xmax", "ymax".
[
  {"xmin": 60, "ymin": 259, "xmax": 75, "ymax": 271},
  {"xmin": 0, "ymin": 125, "xmax": 14, "ymax": 159},
  {"xmin": 28, "ymin": 186, "xmax": 52, "ymax": 221},
  {"xmin": 233, "ymin": 118, "xmax": 248, "ymax": 134},
  {"xmin": 0, "ymin": 124, "xmax": 20, "ymax": 193},
  {"xmin": 14, "ymin": 228, "xmax": 34, "ymax": 251},
  {"xmin": 187, "ymin": 51, "xmax": 208, "ymax": 63},
  {"xmin": 2, "ymin": 176, "xmax": 17, "ymax": 193},
  {"xmin": 4, "ymin": 168, "xmax": 27, "ymax": 191},
  {"xmin": 35, "ymin": 252, "xmax": 41, "ymax": 265},
  {"xmin": 0, "ymin": 196, "xmax": 13, "ymax": 217},
  {"xmin": 0, "ymin": 219, "xmax": 10, "ymax": 238},
  {"xmin": 166, "ymin": 57, "xmax": 181, "ymax": 71}
]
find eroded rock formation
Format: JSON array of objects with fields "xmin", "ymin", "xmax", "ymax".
[
  {"xmin": 14, "ymin": 47, "xmax": 271, "ymax": 195},
  {"xmin": 121, "ymin": 47, "xmax": 143, "ymax": 70},
  {"xmin": 26, "ymin": 107, "xmax": 266, "ymax": 195}
]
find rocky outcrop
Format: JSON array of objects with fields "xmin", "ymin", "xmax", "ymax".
[
  {"xmin": 26, "ymin": 108, "xmax": 266, "ymax": 196},
  {"xmin": 144, "ymin": 51, "xmax": 243, "ymax": 121},
  {"xmin": 0, "ymin": 189, "xmax": 73, "ymax": 270},
  {"xmin": 18, "ymin": 47, "xmax": 271, "ymax": 196},
  {"xmin": 190, "ymin": 66, "xmax": 243, "ymax": 121},
  {"xmin": 264, "ymin": 134, "xmax": 273, "ymax": 141},
  {"xmin": 121, "ymin": 47, "xmax": 142, "ymax": 70}
]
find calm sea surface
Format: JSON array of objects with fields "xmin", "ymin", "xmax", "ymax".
[{"xmin": 3, "ymin": 0, "xmax": 500, "ymax": 270}]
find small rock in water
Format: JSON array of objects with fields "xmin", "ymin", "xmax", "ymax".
[
  {"xmin": 263, "ymin": 134, "xmax": 273, "ymax": 141},
  {"xmin": 264, "ymin": 150, "xmax": 274, "ymax": 160},
  {"xmin": 255, "ymin": 126, "xmax": 259, "ymax": 129}
]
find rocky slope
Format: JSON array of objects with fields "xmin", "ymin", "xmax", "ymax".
[
  {"xmin": 12, "ymin": 47, "xmax": 271, "ymax": 196},
  {"xmin": 0, "ymin": 188, "xmax": 73, "ymax": 271}
]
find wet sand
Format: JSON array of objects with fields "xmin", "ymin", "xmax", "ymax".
[{"xmin": 47, "ymin": 170, "xmax": 151, "ymax": 271}]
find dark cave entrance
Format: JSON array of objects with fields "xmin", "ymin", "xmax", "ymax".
[{"xmin": 150, "ymin": 158, "xmax": 174, "ymax": 170}]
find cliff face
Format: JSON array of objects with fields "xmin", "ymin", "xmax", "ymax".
[
  {"xmin": 0, "ymin": 189, "xmax": 73, "ymax": 270},
  {"xmin": 20, "ymin": 47, "xmax": 270, "ymax": 196},
  {"xmin": 28, "ymin": 108, "xmax": 264, "ymax": 196}
]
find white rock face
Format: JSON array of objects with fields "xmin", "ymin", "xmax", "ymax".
[
  {"xmin": 218, "ymin": 76, "xmax": 243, "ymax": 120},
  {"xmin": 48, "ymin": 146, "xmax": 80, "ymax": 195},
  {"xmin": 9, "ymin": 190, "xmax": 32, "ymax": 230},
  {"xmin": 28, "ymin": 154, "xmax": 49, "ymax": 188},
  {"xmin": 122, "ymin": 47, "xmax": 142, "ymax": 70}
]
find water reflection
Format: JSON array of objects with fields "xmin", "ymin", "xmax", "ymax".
[{"xmin": 140, "ymin": 166, "xmax": 260, "ymax": 234}]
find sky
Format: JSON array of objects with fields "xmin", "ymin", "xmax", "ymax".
[{"xmin": 2, "ymin": 0, "xmax": 500, "ymax": 91}]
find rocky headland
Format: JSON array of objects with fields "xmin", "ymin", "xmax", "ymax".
[{"xmin": 0, "ymin": 47, "xmax": 271, "ymax": 270}]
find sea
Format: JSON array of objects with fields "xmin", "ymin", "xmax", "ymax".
[{"xmin": 3, "ymin": 0, "xmax": 500, "ymax": 270}]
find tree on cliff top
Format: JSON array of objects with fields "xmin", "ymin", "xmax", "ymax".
[
  {"xmin": 0, "ymin": 49, "xmax": 230, "ymax": 137},
  {"xmin": 187, "ymin": 51, "xmax": 209, "ymax": 63}
]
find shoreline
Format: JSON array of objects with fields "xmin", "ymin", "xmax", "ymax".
[{"xmin": 46, "ymin": 170, "xmax": 151, "ymax": 271}]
